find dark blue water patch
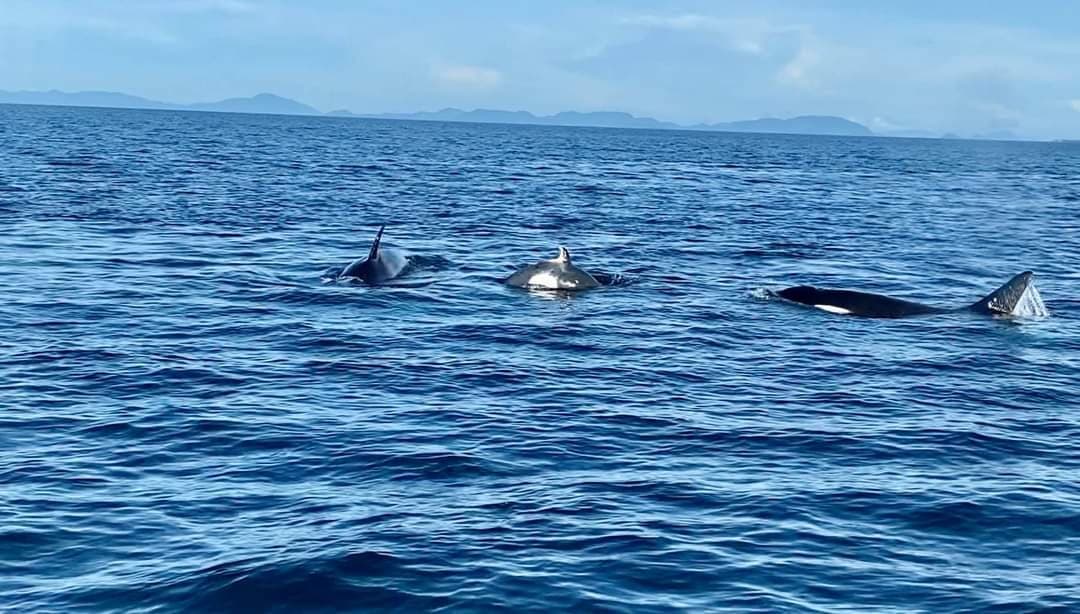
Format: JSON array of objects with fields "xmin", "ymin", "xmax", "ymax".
[
  {"xmin": 44, "ymin": 156, "xmax": 108, "ymax": 168},
  {"xmin": 1, "ymin": 104, "xmax": 1079, "ymax": 612}
]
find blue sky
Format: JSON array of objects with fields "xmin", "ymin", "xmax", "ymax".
[{"xmin": 2, "ymin": 0, "xmax": 1079, "ymax": 137}]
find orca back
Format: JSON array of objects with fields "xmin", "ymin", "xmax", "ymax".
[
  {"xmin": 776, "ymin": 286, "xmax": 943, "ymax": 318},
  {"xmin": 339, "ymin": 225, "xmax": 408, "ymax": 284},
  {"xmin": 777, "ymin": 271, "xmax": 1039, "ymax": 318}
]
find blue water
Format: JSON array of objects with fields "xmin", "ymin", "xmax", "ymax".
[{"xmin": 2, "ymin": 104, "xmax": 1079, "ymax": 612}]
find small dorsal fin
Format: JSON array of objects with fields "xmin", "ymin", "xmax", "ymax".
[
  {"xmin": 555, "ymin": 246, "xmax": 571, "ymax": 264},
  {"xmin": 367, "ymin": 225, "xmax": 386, "ymax": 260}
]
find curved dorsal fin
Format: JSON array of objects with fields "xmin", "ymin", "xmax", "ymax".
[
  {"xmin": 367, "ymin": 225, "xmax": 386, "ymax": 260},
  {"xmin": 555, "ymin": 246, "xmax": 570, "ymax": 264}
]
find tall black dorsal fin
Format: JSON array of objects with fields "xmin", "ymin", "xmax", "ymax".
[
  {"xmin": 367, "ymin": 225, "xmax": 386, "ymax": 261},
  {"xmin": 969, "ymin": 271, "xmax": 1034, "ymax": 314}
]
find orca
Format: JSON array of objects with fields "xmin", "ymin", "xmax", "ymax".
[
  {"xmin": 773, "ymin": 271, "xmax": 1040, "ymax": 318},
  {"xmin": 339, "ymin": 225, "xmax": 409, "ymax": 284},
  {"xmin": 505, "ymin": 246, "xmax": 601, "ymax": 291}
]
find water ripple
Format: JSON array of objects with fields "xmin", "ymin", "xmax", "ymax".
[{"xmin": 1, "ymin": 105, "xmax": 1078, "ymax": 612}]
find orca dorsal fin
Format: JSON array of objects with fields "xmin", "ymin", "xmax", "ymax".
[
  {"xmin": 367, "ymin": 225, "xmax": 386, "ymax": 261},
  {"xmin": 554, "ymin": 246, "xmax": 571, "ymax": 264},
  {"xmin": 969, "ymin": 271, "xmax": 1034, "ymax": 314}
]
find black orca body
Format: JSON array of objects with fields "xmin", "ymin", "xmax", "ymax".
[
  {"xmin": 774, "ymin": 271, "xmax": 1036, "ymax": 318},
  {"xmin": 339, "ymin": 225, "xmax": 409, "ymax": 284}
]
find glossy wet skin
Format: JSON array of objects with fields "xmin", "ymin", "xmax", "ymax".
[
  {"xmin": 341, "ymin": 247, "xmax": 408, "ymax": 284},
  {"xmin": 775, "ymin": 286, "xmax": 944, "ymax": 318},
  {"xmin": 775, "ymin": 271, "xmax": 1035, "ymax": 318},
  {"xmin": 505, "ymin": 247, "xmax": 601, "ymax": 291},
  {"xmin": 969, "ymin": 271, "xmax": 1034, "ymax": 314},
  {"xmin": 339, "ymin": 225, "xmax": 409, "ymax": 284}
]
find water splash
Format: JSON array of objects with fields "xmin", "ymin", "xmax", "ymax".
[
  {"xmin": 749, "ymin": 287, "xmax": 775, "ymax": 301},
  {"xmin": 591, "ymin": 271, "xmax": 635, "ymax": 287},
  {"xmin": 1011, "ymin": 282, "xmax": 1049, "ymax": 318}
]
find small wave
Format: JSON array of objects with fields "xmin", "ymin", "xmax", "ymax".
[
  {"xmin": 319, "ymin": 265, "xmax": 344, "ymax": 281},
  {"xmin": 407, "ymin": 254, "xmax": 454, "ymax": 270},
  {"xmin": 573, "ymin": 183, "xmax": 625, "ymax": 195},
  {"xmin": 106, "ymin": 551, "xmax": 456, "ymax": 612},
  {"xmin": 44, "ymin": 157, "xmax": 104, "ymax": 168},
  {"xmin": 592, "ymin": 271, "xmax": 635, "ymax": 287},
  {"xmin": 333, "ymin": 163, "xmax": 386, "ymax": 172},
  {"xmin": 749, "ymin": 287, "xmax": 776, "ymax": 301}
]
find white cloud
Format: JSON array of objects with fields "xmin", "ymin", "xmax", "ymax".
[
  {"xmin": 776, "ymin": 41, "xmax": 821, "ymax": 89},
  {"xmin": 164, "ymin": 0, "xmax": 256, "ymax": 14},
  {"xmin": 622, "ymin": 14, "xmax": 801, "ymax": 56},
  {"xmin": 626, "ymin": 13, "xmax": 831, "ymax": 91},
  {"xmin": 0, "ymin": 5, "xmax": 177, "ymax": 43},
  {"xmin": 625, "ymin": 14, "xmax": 741, "ymax": 32},
  {"xmin": 870, "ymin": 116, "xmax": 903, "ymax": 131},
  {"xmin": 433, "ymin": 64, "xmax": 501, "ymax": 89},
  {"xmin": 75, "ymin": 16, "xmax": 180, "ymax": 45},
  {"xmin": 1070, "ymin": 99, "xmax": 1080, "ymax": 113}
]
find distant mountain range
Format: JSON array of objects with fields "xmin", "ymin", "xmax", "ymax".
[
  {"xmin": 0, "ymin": 88, "xmax": 1030, "ymax": 139},
  {"xmin": 346, "ymin": 108, "xmax": 874, "ymax": 136},
  {"xmin": 0, "ymin": 89, "xmax": 873, "ymax": 136},
  {"xmin": 0, "ymin": 90, "xmax": 319, "ymax": 116}
]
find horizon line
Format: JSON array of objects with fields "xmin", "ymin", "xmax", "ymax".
[{"xmin": 0, "ymin": 88, "xmax": 1052, "ymax": 142}]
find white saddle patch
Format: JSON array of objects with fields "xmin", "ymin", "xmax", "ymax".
[
  {"xmin": 814, "ymin": 304, "xmax": 852, "ymax": 315},
  {"xmin": 525, "ymin": 270, "xmax": 581, "ymax": 290},
  {"xmin": 525, "ymin": 270, "xmax": 562, "ymax": 289}
]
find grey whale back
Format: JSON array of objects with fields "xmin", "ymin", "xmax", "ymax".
[{"xmin": 504, "ymin": 246, "xmax": 601, "ymax": 291}]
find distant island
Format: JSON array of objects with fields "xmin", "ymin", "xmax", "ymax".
[
  {"xmin": 354, "ymin": 108, "xmax": 874, "ymax": 136},
  {"xmin": 0, "ymin": 88, "xmax": 875, "ymax": 137},
  {"xmin": 0, "ymin": 90, "xmax": 319, "ymax": 116},
  {"xmin": 0, "ymin": 88, "xmax": 1037, "ymax": 140}
]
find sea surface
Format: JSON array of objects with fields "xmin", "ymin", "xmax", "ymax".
[{"xmin": 1, "ymin": 104, "xmax": 1078, "ymax": 613}]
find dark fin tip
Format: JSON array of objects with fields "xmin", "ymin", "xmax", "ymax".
[{"xmin": 368, "ymin": 225, "xmax": 386, "ymax": 260}]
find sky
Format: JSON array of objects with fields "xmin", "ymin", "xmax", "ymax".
[{"xmin": 2, "ymin": 0, "xmax": 1080, "ymax": 138}]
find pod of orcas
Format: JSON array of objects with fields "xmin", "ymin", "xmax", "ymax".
[{"xmin": 337, "ymin": 226, "xmax": 1042, "ymax": 319}]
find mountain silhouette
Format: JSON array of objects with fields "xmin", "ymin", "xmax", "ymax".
[
  {"xmin": 362, "ymin": 108, "xmax": 873, "ymax": 135},
  {"xmin": 186, "ymin": 93, "xmax": 319, "ymax": 115},
  {"xmin": 1, "ymin": 89, "xmax": 875, "ymax": 136},
  {"xmin": 364, "ymin": 107, "xmax": 683, "ymax": 130},
  {"xmin": 699, "ymin": 115, "xmax": 873, "ymax": 136},
  {"xmin": 0, "ymin": 89, "xmax": 319, "ymax": 115},
  {"xmin": 0, "ymin": 89, "xmax": 173, "ymax": 110}
]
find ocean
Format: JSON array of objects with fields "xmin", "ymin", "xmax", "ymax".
[{"xmin": 1, "ymin": 104, "xmax": 1078, "ymax": 612}]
